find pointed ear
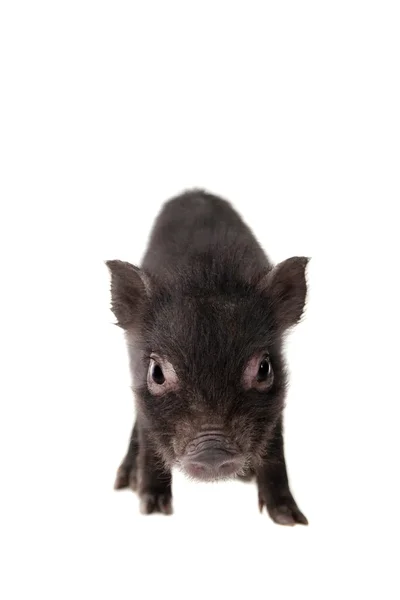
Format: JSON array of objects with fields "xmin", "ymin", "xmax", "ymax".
[
  {"xmin": 106, "ymin": 260, "xmax": 150, "ymax": 328},
  {"xmin": 259, "ymin": 257, "xmax": 310, "ymax": 330}
]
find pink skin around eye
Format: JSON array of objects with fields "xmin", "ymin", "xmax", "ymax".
[
  {"xmin": 242, "ymin": 354, "xmax": 273, "ymax": 390},
  {"xmin": 147, "ymin": 356, "xmax": 179, "ymax": 395}
]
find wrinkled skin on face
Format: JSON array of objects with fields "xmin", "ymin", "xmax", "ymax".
[{"xmin": 107, "ymin": 190, "xmax": 309, "ymax": 524}]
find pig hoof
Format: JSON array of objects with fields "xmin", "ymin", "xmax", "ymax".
[
  {"xmin": 259, "ymin": 493, "xmax": 308, "ymax": 526},
  {"xmin": 268, "ymin": 503, "xmax": 308, "ymax": 526},
  {"xmin": 114, "ymin": 464, "xmax": 137, "ymax": 491},
  {"xmin": 139, "ymin": 492, "xmax": 173, "ymax": 515}
]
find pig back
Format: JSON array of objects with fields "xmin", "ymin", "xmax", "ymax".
[{"xmin": 142, "ymin": 190, "xmax": 270, "ymax": 290}]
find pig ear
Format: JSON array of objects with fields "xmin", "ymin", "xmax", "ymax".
[
  {"xmin": 106, "ymin": 260, "xmax": 150, "ymax": 328},
  {"xmin": 260, "ymin": 257, "xmax": 310, "ymax": 330}
]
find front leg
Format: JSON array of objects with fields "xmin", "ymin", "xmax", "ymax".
[
  {"xmin": 256, "ymin": 418, "xmax": 308, "ymax": 526},
  {"xmin": 138, "ymin": 424, "xmax": 173, "ymax": 515},
  {"xmin": 114, "ymin": 419, "xmax": 139, "ymax": 491}
]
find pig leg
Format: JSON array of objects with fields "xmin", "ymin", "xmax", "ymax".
[
  {"xmin": 114, "ymin": 419, "xmax": 172, "ymax": 514},
  {"xmin": 256, "ymin": 418, "xmax": 308, "ymax": 526},
  {"xmin": 114, "ymin": 419, "xmax": 139, "ymax": 491},
  {"xmin": 137, "ymin": 424, "xmax": 173, "ymax": 515}
]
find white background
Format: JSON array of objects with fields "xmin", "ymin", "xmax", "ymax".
[{"xmin": 1, "ymin": 1, "xmax": 399, "ymax": 598}]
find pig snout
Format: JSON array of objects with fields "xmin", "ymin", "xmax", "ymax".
[{"xmin": 182, "ymin": 431, "xmax": 245, "ymax": 481}]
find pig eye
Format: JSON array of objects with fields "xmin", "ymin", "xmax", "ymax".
[
  {"xmin": 147, "ymin": 355, "xmax": 178, "ymax": 395},
  {"xmin": 257, "ymin": 357, "xmax": 271, "ymax": 382},
  {"xmin": 151, "ymin": 362, "xmax": 165, "ymax": 385},
  {"xmin": 243, "ymin": 353, "xmax": 274, "ymax": 390}
]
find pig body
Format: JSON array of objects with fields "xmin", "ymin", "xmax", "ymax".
[{"xmin": 107, "ymin": 189, "xmax": 309, "ymax": 524}]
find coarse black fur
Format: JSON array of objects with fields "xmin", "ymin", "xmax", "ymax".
[{"xmin": 107, "ymin": 189, "xmax": 309, "ymax": 524}]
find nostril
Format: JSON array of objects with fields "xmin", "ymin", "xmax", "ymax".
[
  {"xmin": 218, "ymin": 459, "xmax": 239, "ymax": 476},
  {"xmin": 220, "ymin": 460, "xmax": 233, "ymax": 470},
  {"xmin": 183, "ymin": 447, "xmax": 244, "ymax": 479},
  {"xmin": 183, "ymin": 454, "xmax": 243, "ymax": 480},
  {"xmin": 189, "ymin": 462, "xmax": 207, "ymax": 475}
]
